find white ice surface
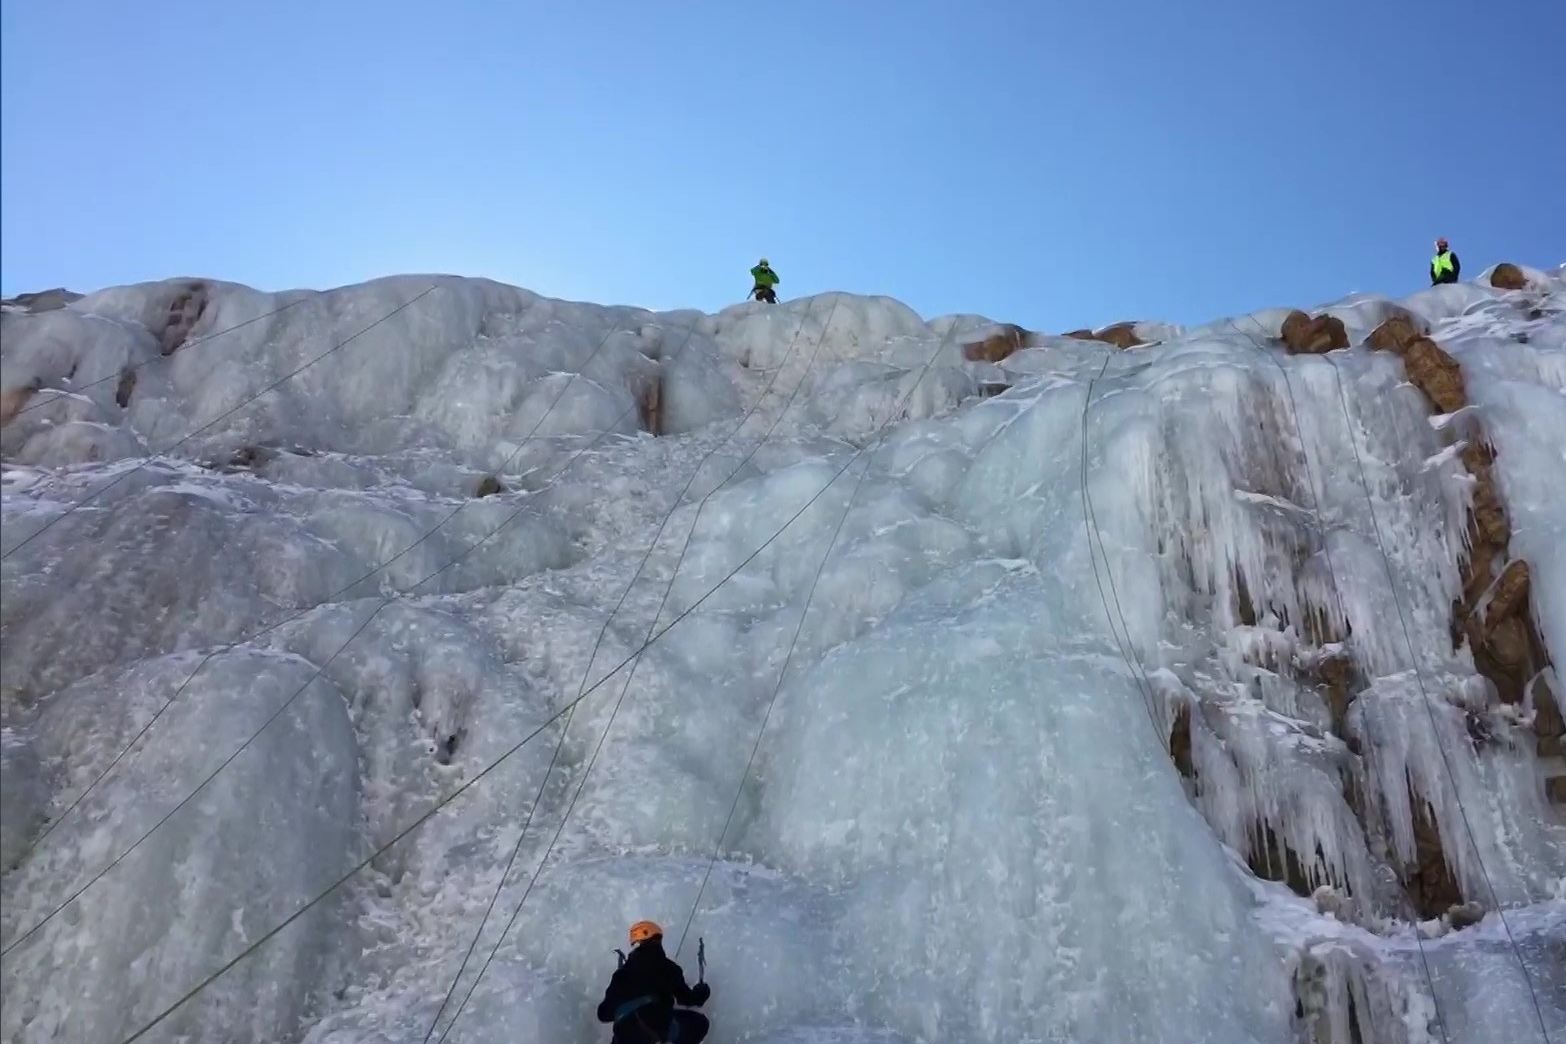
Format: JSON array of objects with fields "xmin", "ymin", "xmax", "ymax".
[{"xmin": 3, "ymin": 272, "xmax": 1564, "ymax": 1043}]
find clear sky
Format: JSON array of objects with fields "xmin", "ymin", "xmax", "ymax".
[{"xmin": 2, "ymin": 0, "xmax": 1562, "ymax": 329}]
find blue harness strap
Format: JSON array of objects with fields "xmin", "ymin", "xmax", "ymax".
[{"xmin": 613, "ymin": 994, "xmax": 657, "ymax": 1022}]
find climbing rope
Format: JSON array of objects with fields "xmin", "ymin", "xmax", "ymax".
[
  {"xmin": 1076, "ymin": 325, "xmax": 1458, "ymax": 1043},
  {"xmin": 1227, "ymin": 313, "xmax": 1550, "ymax": 1041},
  {"xmin": 1317, "ymin": 341, "xmax": 1551, "ymax": 1042},
  {"xmin": 109, "ymin": 302, "xmax": 959, "ymax": 1044},
  {"xmin": 2, "ymin": 285, "xmax": 440, "ymax": 561},
  {"xmin": 1221, "ymin": 316, "xmax": 1453, "ymax": 1044},
  {"xmin": 11, "ymin": 289, "xmax": 323, "ymax": 420},
  {"xmin": 1078, "ymin": 348, "xmax": 1174, "ymax": 756},
  {"xmin": 1220, "ymin": 318, "xmax": 1355, "ymax": 636},
  {"xmin": 420, "ymin": 296, "xmax": 841, "ymax": 1043},
  {"xmin": 673, "ymin": 319, "xmax": 962, "ymax": 959},
  {"xmin": 3, "ymin": 308, "xmax": 709, "ymax": 954},
  {"xmin": 13, "ymin": 307, "xmax": 702, "ymax": 869}
]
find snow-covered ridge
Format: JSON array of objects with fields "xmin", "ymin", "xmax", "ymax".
[{"xmin": 1, "ymin": 266, "xmax": 1563, "ymax": 1043}]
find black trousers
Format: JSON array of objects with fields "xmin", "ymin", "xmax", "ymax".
[{"xmin": 613, "ymin": 1009, "xmax": 709, "ymax": 1044}]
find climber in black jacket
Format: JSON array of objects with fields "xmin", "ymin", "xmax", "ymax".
[{"xmin": 597, "ymin": 921, "xmax": 711, "ymax": 1043}]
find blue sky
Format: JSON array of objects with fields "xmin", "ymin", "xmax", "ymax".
[{"xmin": 2, "ymin": 0, "xmax": 1562, "ymax": 329}]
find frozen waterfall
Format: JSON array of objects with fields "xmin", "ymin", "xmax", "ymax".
[{"xmin": 2, "ymin": 268, "xmax": 1563, "ymax": 1043}]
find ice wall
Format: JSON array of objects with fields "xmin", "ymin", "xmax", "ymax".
[{"xmin": 2, "ymin": 270, "xmax": 1563, "ymax": 1044}]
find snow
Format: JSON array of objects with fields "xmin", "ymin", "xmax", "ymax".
[{"xmin": 2, "ymin": 270, "xmax": 1564, "ymax": 1043}]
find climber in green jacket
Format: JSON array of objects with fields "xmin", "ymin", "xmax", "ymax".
[
  {"xmin": 1430, "ymin": 238, "xmax": 1460, "ymax": 286},
  {"xmin": 750, "ymin": 258, "xmax": 779, "ymax": 303}
]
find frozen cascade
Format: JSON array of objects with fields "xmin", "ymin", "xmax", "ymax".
[{"xmin": 1, "ymin": 269, "xmax": 1563, "ymax": 1043}]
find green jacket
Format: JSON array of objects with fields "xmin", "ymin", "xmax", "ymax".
[{"xmin": 750, "ymin": 264, "xmax": 779, "ymax": 288}]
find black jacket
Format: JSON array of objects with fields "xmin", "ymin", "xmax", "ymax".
[
  {"xmin": 1431, "ymin": 250, "xmax": 1460, "ymax": 285},
  {"xmin": 596, "ymin": 939, "xmax": 707, "ymax": 1030}
]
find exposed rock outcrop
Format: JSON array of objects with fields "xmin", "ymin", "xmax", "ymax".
[
  {"xmin": 0, "ymin": 288, "xmax": 81, "ymax": 313},
  {"xmin": 159, "ymin": 282, "xmax": 210, "ymax": 355},
  {"xmin": 0, "ymin": 379, "xmax": 43, "ymax": 427},
  {"xmin": 634, "ymin": 373, "xmax": 664, "ymax": 435},
  {"xmin": 1368, "ymin": 327, "xmax": 1554, "ymax": 730},
  {"xmin": 1280, "ymin": 311, "xmax": 1349, "ymax": 355},
  {"xmin": 1366, "ymin": 314, "xmax": 1424, "ymax": 354},
  {"xmin": 961, "ymin": 323, "xmax": 1031, "ymax": 363},
  {"xmin": 1400, "ymin": 338, "xmax": 1466, "ymax": 413},
  {"xmin": 1446, "ymin": 901, "xmax": 1486, "ymax": 930},
  {"xmin": 1066, "ymin": 321, "xmax": 1146, "ymax": 350},
  {"xmin": 1169, "ymin": 702, "xmax": 1195, "ymax": 780},
  {"xmin": 114, "ymin": 368, "xmax": 137, "ymax": 409},
  {"xmin": 1489, "ymin": 263, "xmax": 1529, "ymax": 291},
  {"xmin": 1408, "ymin": 791, "xmax": 1463, "ymax": 916}
]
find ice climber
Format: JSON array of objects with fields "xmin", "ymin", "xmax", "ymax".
[
  {"xmin": 750, "ymin": 258, "xmax": 779, "ymax": 303},
  {"xmin": 1430, "ymin": 238, "xmax": 1461, "ymax": 285},
  {"xmin": 597, "ymin": 920, "xmax": 712, "ymax": 1043}
]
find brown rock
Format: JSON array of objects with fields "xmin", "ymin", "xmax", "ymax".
[
  {"xmin": 158, "ymin": 282, "xmax": 209, "ymax": 356},
  {"xmin": 1169, "ymin": 702, "xmax": 1195, "ymax": 780},
  {"xmin": 1402, "ymin": 337, "xmax": 1467, "ymax": 413},
  {"xmin": 1484, "ymin": 616, "xmax": 1532, "ymax": 670},
  {"xmin": 115, "ymin": 368, "xmax": 137, "ymax": 409},
  {"xmin": 1367, "ymin": 315, "xmax": 1424, "ymax": 355},
  {"xmin": 962, "ymin": 324, "xmax": 1029, "ymax": 363},
  {"xmin": 227, "ymin": 445, "xmax": 274, "ymax": 471},
  {"xmin": 1534, "ymin": 676, "xmax": 1564, "ymax": 739},
  {"xmin": 0, "ymin": 379, "xmax": 42, "ymax": 427},
  {"xmin": 1539, "ymin": 735, "xmax": 1563, "ymax": 758},
  {"xmin": 635, "ymin": 374, "xmax": 663, "ymax": 435},
  {"xmin": 1279, "ymin": 311, "xmax": 1349, "ymax": 355},
  {"xmin": 1315, "ymin": 652, "xmax": 1358, "ymax": 739},
  {"xmin": 1446, "ymin": 901, "xmax": 1486, "ymax": 930},
  {"xmin": 1489, "ymin": 263, "xmax": 1529, "ymax": 291},
  {"xmin": 1, "ymin": 288, "xmax": 81, "ymax": 313},
  {"xmin": 1459, "ymin": 441, "xmax": 1495, "ymax": 474},
  {"xmin": 1484, "ymin": 560, "xmax": 1530, "ymax": 627},
  {"xmin": 474, "ymin": 475, "xmax": 505, "ymax": 498},
  {"xmin": 1096, "ymin": 322, "xmax": 1145, "ymax": 350},
  {"xmin": 1064, "ymin": 322, "xmax": 1146, "ymax": 350},
  {"xmin": 1408, "ymin": 790, "xmax": 1464, "ymax": 915},
  {"xmin": 1470, "ymin": 478, "xmax": 1510, "ymax": 547},
  {"xmin": 1460, "ymin": 555, "xmax": 1496, "ymax": 613},
  {"xmin": 1546, "ymin": 777, "xmax": 1566, "ymax": 805}
]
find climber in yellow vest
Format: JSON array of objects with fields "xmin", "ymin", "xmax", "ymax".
[
  {"xmin": 1430, "ymin": 238, "xmax": 1460, "ymax": 286},
  {"xmin": 749, "ymin": 258, "xmax": 780, "ymax": 303}
]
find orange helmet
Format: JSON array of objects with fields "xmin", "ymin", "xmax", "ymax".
[{"xmin": 628, "ymin": 920, "xmax": 663, "ymax": 946}]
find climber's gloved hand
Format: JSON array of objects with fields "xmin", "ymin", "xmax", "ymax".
[{"xmin": 691, "ymin": 982, "xmax": 711, "ymax": 1006}]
